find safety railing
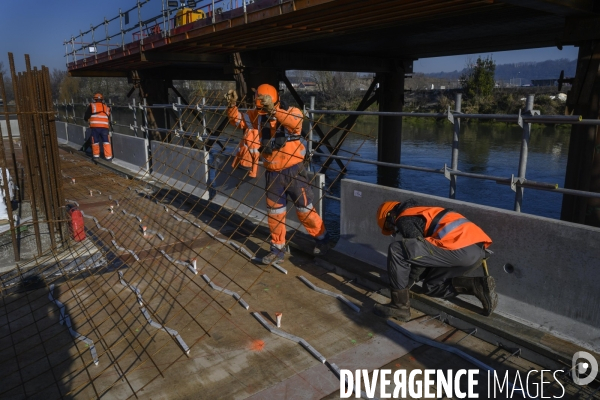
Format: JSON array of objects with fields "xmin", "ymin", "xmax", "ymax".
[
  {"xmin": 64, "ymin": 0, "xmax": 261, "ymax": 67},
  {"xmin": 54, "ymin": 93, "xmax": 600, "ymax": 213}
]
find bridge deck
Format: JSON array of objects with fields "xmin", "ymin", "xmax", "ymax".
[
  {"xmin": 0, "ymin": 148, "xmax": 595, "ymax": 398},
  {"xmin": 68, "ymin": 0, "xmax": 596, "ymax": 78}
]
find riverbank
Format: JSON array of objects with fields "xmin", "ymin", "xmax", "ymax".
[{"xmin": 283, "ymin": 86, "xmax": 568, "ymax": 120}]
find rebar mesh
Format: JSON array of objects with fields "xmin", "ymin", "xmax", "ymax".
[
  {"xmin": 1, "ymin": 53, "xmax": 600, "ymax": 400},
  {"xmin": 0, "ymin": 51, "xmax": 382, "ymax": 399}
]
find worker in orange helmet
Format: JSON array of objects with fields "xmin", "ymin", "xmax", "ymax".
[
  {"xmin": 84, "ymin": 92, "xmax": 112, "ymax": 161},
  {"xmin": 225, "ymin": 84, "xmax": 329, "ymax": 264},
  {"xmin": 374, "ymin": 199, "xmax": 498, "ymax": 321}
]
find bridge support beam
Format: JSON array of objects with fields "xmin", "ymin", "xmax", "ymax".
[
  {"xmin": 376, "ymin": 64, "xmax": 405, "ymax": 187},
  {"xmin": 134, "ymin": 71, "xmax": 171, "ymax": 141},
  {"xmin": 561, "ymin": 41, "xmax": 600, "ymax": 227},
  {"xmin": 233, "ymin": 51, "xmax": 282, "ymax": 106}
]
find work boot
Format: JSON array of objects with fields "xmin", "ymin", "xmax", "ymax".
[
  {"xmin": 373, "ymin": 288, "xmax": 411, "ymax": 321},
  {"xmin": 261, "ymin": 245, "xmax": 285, "ymax": 265},
  {"xmin": 452, "ymin": 276, "xmax": 498, "ymax": 316},
  {"xmin": 314, "ymin": 232, "xmax": 330, "ymax": 256}
]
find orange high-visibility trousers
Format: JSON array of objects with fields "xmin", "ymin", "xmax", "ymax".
[
  {"xmin": 265, "ymin": 164, "xmax": 326, "ymax": 246},
  {"xmin": 103, "ymin": 141, "xmax": 113, "ymax": 160},
  {"xmin": 90, "ymin": 128, "xmax": 112, "ymax": 160},
  {"xmin": 296, "ymin": 205, "xmax": 326, "ymax": 238},
  {"xmin": 267, "ymin": 206, "xmax": 287, "ymax": 247}
]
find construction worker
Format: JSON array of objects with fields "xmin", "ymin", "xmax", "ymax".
[
  {"xmin": 374, "ymin": 198, "xmax": 498, "ymax": 321},
  {"xmin": 225, "ymin": 84, "xmax": 329, "ymax": 264},
  {"xmin": 84, "ymin": 93, "xmax": 112, "ymax": 161}
]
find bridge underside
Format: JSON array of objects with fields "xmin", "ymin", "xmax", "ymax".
[{"xmin": 68, "ymin": 0, "xmax": 600, "ymax": 79}]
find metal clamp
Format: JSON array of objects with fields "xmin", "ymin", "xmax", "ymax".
[
  {"xmin": 518, "ymin": 109, "xmax": 541, "ymax": 128},
  {"xmin": 443, "ymin": 164, "xmax": 452, "ymax": 181},
  {"xmin": 510, "ymin": 174, "xmax": 525, "ymax": 192}
]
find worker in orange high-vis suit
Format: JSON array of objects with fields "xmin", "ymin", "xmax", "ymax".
[
  {"xmin": 374, "ymin": 199, "xmax": 498, "ymax": 321},
  {"xmin": 226, "ymin": 84, "xmax": 329, "ymax": 264},
  {"xmin": 84, "ymin": 93, "xmax": 112, "ymax": 161}
]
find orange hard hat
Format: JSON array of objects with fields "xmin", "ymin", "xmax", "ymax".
[
  {"xmin": 377, "ymin": 201, "xmax": 400, "ymax": 235},
  {"xmin": 93, "ymin": 93, "xmax": 103, "ymax": 101},
  {"xmin": 255, "ymin": 84, "xmax": 279, "ymax": 114}
]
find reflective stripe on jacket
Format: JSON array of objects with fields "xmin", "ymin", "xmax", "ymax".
[
  {"xmin": 231, "ymin": 127, "xmax": 260, "ymax": 178},
  {"xmin": 227, "ymin": 106, "xmax": 305, "ymax": 171},
  {"xmin": 398, "ymin": 207, "xmax": 492, "ymax": 250},
  {"xmin": 89, "ymin": 103, "xmax": 110, "ymax": 128}
]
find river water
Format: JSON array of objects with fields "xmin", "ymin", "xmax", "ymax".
[{"xmin": 311, "ymin": 119, "xmax": 570, "ymax": 238}]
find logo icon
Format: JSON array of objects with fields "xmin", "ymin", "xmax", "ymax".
[{"xmin": 572, "ymin": 351, "xmax": 598, "ymax": 386}]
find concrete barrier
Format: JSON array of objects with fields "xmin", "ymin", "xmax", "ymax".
[
  {"xmin": 210, "ymin": 153, "xmax": 324, "ymax": 233},
  {"xmin": 55, "ymin": 122, "xmax": 67, "ymax": 144},
  {"xmin": 111, "ymin": 132, "xmax": 149, "ymax": 173},
  {"xmin": 66, "ymin": 124, "xmax": 85, "ymax": 150},
  {"xmin": 335, "ymin": 179, "xmax": 600, "ymax": 352},
  {"xmin": 151, "ymin": 142, "xmax": 209, "ymax": 200},
  {"xmin": 1, "ymin": 120, "xmax": 20, "ymax": 137}
]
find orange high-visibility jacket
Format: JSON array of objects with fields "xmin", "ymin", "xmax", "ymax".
[
  {"xmin": 227, "ymin": 106, "xmax": 305, "ymax": 172},
  {"xmin": 398, "ymin": 207, "xmax": 492, "ymax": 250},
  {"xmin": 231, "ymin": 126, "xmax": 260, "ymax": 178},
  {"xmin": 89, "ymin": 103, "xmax": 111, "ymax": 128}
]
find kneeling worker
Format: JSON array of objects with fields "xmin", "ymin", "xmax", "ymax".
[{"xmin": 374, "ymin": 199, "xmax": 498, "ymax": 321}]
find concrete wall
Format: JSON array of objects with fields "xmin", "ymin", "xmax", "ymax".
[
  {"xmin": 66, "ymin": 124, "xmax": 86, "ymax": 149},
  {"xmin": 55, "ymin": 122, "xmax": 67, "ymax": 144},
  {"xmin": 335, "ymin": 179, "xmax": 600, "ymax": 352},
  {"xmin": 111, "ymin": 132, "xmax": 149, "ymax": 173},
  {"xmin": 151, "ymin": 141, "xmax": 210, "ymax": 200},
  {"xmin": 210, "ymin": 153, "xmax": 324, "ymax": 232},
  {"xmin": 1, "ymin": 120, "xmax": 20, "ymax": 137}
]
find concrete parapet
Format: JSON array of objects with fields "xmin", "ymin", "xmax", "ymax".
[
  {"xmin": 1, "ymin": 120, "xmax": 20, "ymax": 138},
  {"xmin": 66, "ymin": 124, "xmax": 85, "ymax": 149},
  {"xmin": 335, "ymin": 179, "xmax": 600, "ymax": 352},
  {"xmin": 151, "ymin": 141, "xmax": 210, "ymax": 200},
  {"xmin": 111, "ymin": 132, "xmax": 149, "ymax": 173},
  {"xmin": 55, "ymin": 122, "xmax": 67, "ymax": 144}
]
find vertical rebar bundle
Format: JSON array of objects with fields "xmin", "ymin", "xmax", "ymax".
[{"xmin": 2, "ymin": 53, "xmax": 66, "ymax": 260}]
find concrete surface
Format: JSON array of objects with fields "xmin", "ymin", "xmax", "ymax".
[
  {"xmin": 335, "ymin": 179, "xmax": 600, "ymax": 353},
  {"xmin": 55, "ymin": 122, "xmax": 67, "ymax": 144},
  {"xmin": 66, "ymin": 124, "xmax": 85, "ymax": 149},
  {"xmin": 111, "ymin": 132, "xmax": 149, "ymax": 173},
  {"xmin": 151, "ymin": 141, "xmax": 210, "ymax": 200},
  {"xmin": 1, "ymin": 120, "xmax": 20, "ymax": 137}
]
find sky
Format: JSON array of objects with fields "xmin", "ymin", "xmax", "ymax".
[{"xmin": 0, "ymin": 0, "xmax": 580, "ymax": 75}]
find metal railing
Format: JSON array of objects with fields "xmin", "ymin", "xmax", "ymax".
[
  {"xmin": 63, "ymin": 0, "xmax": 261, "ymax": 67},
  {"xmin": 54, "ymin": 93, "xmax": 600, "ymax": 213}
]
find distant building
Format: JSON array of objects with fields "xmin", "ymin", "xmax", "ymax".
[
  {"xmin": 296, "ymin": 81, "xmax": 317, "ymax": 90},
  {"xmin": 531, "ymin": 79, "xmax": 557, "ymax": 87}
]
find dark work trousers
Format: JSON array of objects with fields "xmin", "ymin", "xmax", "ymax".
[
  {"xmin": 387, "ymin": 238, "xmax": 485, "ymax": 298},
  {"xmin": 265, "ymin": 163, "xmax": 313, "ymax": 209}
]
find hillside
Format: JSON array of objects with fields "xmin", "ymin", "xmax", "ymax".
[{"xmin": 426, "ymin": 58, "xmax": 576, "ymax": 84}]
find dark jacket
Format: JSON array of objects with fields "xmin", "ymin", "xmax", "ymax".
[{"xmin": 392, "ymin": 198, "xmax": 425, "ymax": 239}]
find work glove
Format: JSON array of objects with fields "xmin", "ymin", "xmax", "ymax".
[
  {"xmin": 225, "ymin": 90, "xmax": 238, "ymax": 108},
  {"xmin": 257, "ymin": 94, "xmax": 276, "ymax": 114}
]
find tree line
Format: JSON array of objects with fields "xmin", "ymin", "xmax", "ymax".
[{"xmin": 1, "ymin": 57, "xmax": 568, "ymax": 118}]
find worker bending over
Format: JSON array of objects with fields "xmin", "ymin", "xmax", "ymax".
[
  {"xmin": 226, "ymin": 84, "xmax": 329, "ymax": 264},
  {"xmin": 374, "ymin": 199, "xmax": 498, "ymax": 321},
  {"xmin": 84, "ymin": 92, "xmax": 112, "ymax": 161}
]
